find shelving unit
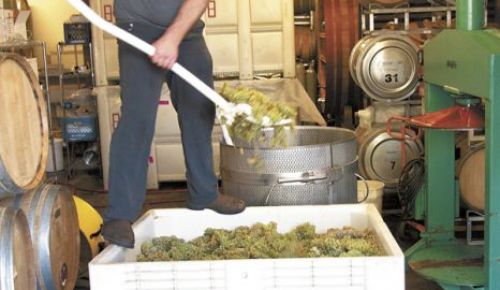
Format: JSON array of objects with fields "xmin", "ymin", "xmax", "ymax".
[
  {"xmin": 360, "ymin": 4, "xmax": 456, "ymax": 33},
  {"xmin": 56, "ymin": 41, "xmax": 97, "ymax": 179},
  {"xmin": 56, "ymin": 42, "xmax": 95, "ymax": 103}
]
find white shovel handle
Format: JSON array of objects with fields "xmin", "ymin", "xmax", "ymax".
[{"xmin": 66, "ymin": 0, "xmax": 232, "ymax": 112}]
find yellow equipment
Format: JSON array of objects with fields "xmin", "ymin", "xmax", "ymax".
[{"xmin": 74, "ymin": 196, "xmax": 104, "ymax": 258}]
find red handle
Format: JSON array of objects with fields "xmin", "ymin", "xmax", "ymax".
[{"xmin": 386, "ymin": 115, "xmax": 423, "ymax": 168}]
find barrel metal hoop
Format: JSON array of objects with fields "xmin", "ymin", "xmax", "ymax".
[
  {"xmin": 27, "ymin": 185, "xmax": 46, "ymax": 237},
  {"xmin": 13, "ymin": 194, "xmax": 23, "ymax": 209},
  {"xmin": 40, "ymin": 185, "xmax": 60, "ymax": 290},
  {"xmin": 0, "ymin": 161, "xmax": 21, "ymax": 195}
]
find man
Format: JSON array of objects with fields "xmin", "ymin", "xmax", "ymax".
[{"xmin": 102, "ymin": 0, "xmax": 246, "ymax": 249}]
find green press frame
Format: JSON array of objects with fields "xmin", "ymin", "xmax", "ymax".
[{"xmin": 406, "ymin": 0, "xmax": 500, "ymax": 289}]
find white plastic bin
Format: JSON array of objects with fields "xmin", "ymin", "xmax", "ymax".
[{"xmin": 90, "ymin": 204, "xmax": 404, "ymax": 290}]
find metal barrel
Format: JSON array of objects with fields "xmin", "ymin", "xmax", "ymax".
[
  {"xmin": 358, "ymin": 127, "xmax": 424, "ymax": 192},
  {"xmin": 349, "ymin": 32, "xmax": 420, "ymax": 102},
  {"xmin": 0, "ymin": 206, "xmax": 36, "ymax": 290},
  {"xmin": 221, "ymin": 126, "xmax": 358, "ymax": 206},
  {"xmin": 0, "ymin": 184, "xmax": 80, "ymax": 290},
  {"xmin": 0, "ymin": 53, "xmax": 49, "ymax": 198},
  {"xmin": 458, "ymin": 144, "xmax": 485, "ymax": 212}
]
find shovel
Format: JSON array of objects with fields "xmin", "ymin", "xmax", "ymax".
[{"xmin": 65, "ymin": 0, "xmax": 292, "ymax": 145}]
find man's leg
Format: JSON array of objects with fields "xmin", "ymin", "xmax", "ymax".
[
  {"xmin": 103, "ymin": 23, "xmax": 164, "ymax": 247},
  {"xmin": 166, "ymin": 38, "xmax": 245, "ymax": 214},
  {"xmin": 166, "ymin": 38, "xmax": 218, "ymax": 207}
]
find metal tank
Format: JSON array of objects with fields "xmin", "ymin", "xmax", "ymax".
[
  {"xmin": 220, "ymin": 126, "xmax": 357, "ymax": 206},
  {"xmin": 349, "ymin": 32, "xmax": 420, "ymax": 102},
  {"xmin": 358, "ymin": 127, "xmax": 424, "ymax": 192}
]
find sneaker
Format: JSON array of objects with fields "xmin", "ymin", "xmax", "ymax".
[
  {"xmin": 102, "ymin": 219, "xmax": 135, "ymax": 249},
  {"xmin": 188, "ymin": 194, "xmax": 246, "ymax": 215}
]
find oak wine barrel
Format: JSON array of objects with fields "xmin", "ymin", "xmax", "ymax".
[
  {"xmin": 0, "ymin": 206, "xmax": 36, "ymax": 290},
  {"xmin": 0, "ymin": 184, "xmax": 80, "ymax": 290},
  {"xmin": 458, "ymin": 145, "xmax": 485, "ymax": 212},
  {"xmin": 0, "ymin": 53, "xmax": 49, "ymax": 198}
]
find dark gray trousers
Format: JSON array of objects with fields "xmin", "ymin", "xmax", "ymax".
[{"xmin": 105, "ymin": 22, "xmax": 218, "ymax": 222}]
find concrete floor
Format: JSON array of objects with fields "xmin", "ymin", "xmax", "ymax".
[{"xmin": 66, "ymin": 173, "xmax": 444, "ymax": 290}]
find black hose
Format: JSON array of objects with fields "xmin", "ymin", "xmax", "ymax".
[{"xmin": 397, "ymin": 157, "xmax": 425, "ymax": 219}]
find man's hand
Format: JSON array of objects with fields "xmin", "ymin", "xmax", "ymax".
[
  {"xmin": 151, "ymin": 33, "xmax": 180, "ymax": 69},
  {"xmin": 149, "ymin": 0, "xmax": 209, "ymax": 70}
]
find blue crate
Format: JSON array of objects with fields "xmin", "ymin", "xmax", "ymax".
[{"xmin": 61, "ymin": 115, "xmax": 97, "ymax": 142}]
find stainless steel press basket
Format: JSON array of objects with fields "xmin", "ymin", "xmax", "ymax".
[{"xmin": 220, "ymin": 126, "xmax": 358, "ymax": 206}]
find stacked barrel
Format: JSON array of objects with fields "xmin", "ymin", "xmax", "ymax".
[
  {"xmin": 350, "ymin": 31, "xmax": 424, "ymax": 193},
  {"xmin": 0, "ymin": 53, "xmax": 80, "ymax": 290},
  {"xmin": 350, "ymin": 0, "xmax": 426, "ymax": 202}
]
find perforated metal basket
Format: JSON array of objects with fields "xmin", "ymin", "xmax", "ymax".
[{"xmin": 220, "ymin": 126, "xmax": 358, "ymax": 206}]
